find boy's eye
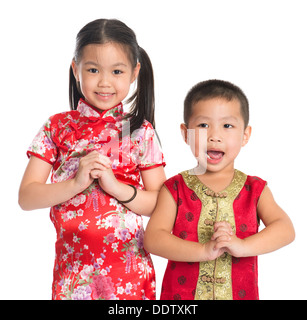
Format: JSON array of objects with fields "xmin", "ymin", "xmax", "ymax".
[
  {"xmin": 88, "ymin": 68, "xmax": 99, "ymax": 74},
  {"xmin": 198, "ymin": 123, "xmax": 209, "ymax": 128},
  {"xmin": 113, "ymin": 70, "xmax": 123, "ymax": 75},
  {"xmin": 224, "ymin": 124, "xmax": 233, "ymax": 128}
]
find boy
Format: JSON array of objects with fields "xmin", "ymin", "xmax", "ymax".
[{"xmin": 144, "ymin": 79, "xmax": 295, "ymax": 300}]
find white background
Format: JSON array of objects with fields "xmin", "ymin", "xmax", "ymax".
[{"xmin": 0, "ymin": 0, "xmax": 306, "ymax": 299}]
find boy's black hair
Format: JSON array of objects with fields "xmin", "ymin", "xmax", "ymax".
[{"xmin": 184, "ymin": 79, "xmax": 249, "ymax": 128}]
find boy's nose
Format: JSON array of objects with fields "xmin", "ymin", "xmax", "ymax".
[
  {"xmin": 209, "ymin": 136, "xmax": 222, "ymax": 143},
  {"xmin": 208, "ymin": 129, "xmax": 222, "ymax": 143}
]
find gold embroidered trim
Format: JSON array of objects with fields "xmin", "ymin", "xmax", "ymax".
[{"xmin": 181, "ymin": 169, "xmax": 247, "ymax": 300}]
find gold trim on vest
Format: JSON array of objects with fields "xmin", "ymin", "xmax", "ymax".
[{"xmin": 180, "ymin": 169, "xmax": 247, "ymax": 300}]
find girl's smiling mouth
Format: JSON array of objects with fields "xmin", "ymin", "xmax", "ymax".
[
  {"xmin": 96, "ymin": 92, "xmax": 115, "ymax": 101},
  {"xmin": 96, "ymin": 92, "xmax": 114, "ymax": 96}
]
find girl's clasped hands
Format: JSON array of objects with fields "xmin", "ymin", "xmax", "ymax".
[{"xmin": 73, "ymin": 150, "xmax": 115, "ymax": 195}]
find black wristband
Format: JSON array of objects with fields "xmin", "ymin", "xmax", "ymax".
[{"xmin": 119, "ymin": 184, "xmax": 137, "ymax": 204}]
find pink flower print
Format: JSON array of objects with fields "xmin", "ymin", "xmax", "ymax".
[
  {"xmin": 73, "ymin": 262, "xmax": 80, "ymax": 274},
  {"xmin": 111, "ymin": 215, "xmax": 120, "ymax": 228},
  {"xmin": 125, "ymin": 211, "xmax": 138, "ymax": 234},
  {"xmin": 111, "ymin": 242, "xmax": 118, "ymax": 251},
  {"xmin": 43, "ymin": 136, "xmax": 54, "ymax": 151},
  {"xmin": 71, "ymin": 285, "xmax": 92, "ymax": 300},
  {"xmin": 125, "ymin": 247, "xmax": 137, "ymax": 273},
  {"xmin": 67, "ymin": 211, "xmax": 75, "ymax": 220},
  {"xmin": 136, "ymin": 228, "xmax": 144, "ymax": 249},
  {"xmin": 74, "ymin": 138, "xmax": 91, "ymax": 153},
  {"xmin": 125, "ymin": 282, "xmax": 133, "ymax": 295},
  {"xmin": 77, "ymin": 209, "xmax": 84, "ymax": 216},
  {"xmin": 73, "ymin": 234, "xmax": 80, "ymax": 243},
  {"xmin": 85, "ymin": 187, "xmax": 106, "ymax": 212},
  {"xmin": 62, "ymin": 210, "xmax": 76, "ymax": 222},
  {"xmin": 60, "ymin": 157, "xmax": 80, "ymax": 181},
  {"xmin": 67, "ymin": 246, "xmax": 74, "ymax": 254},
  {"xmin": 80, "ymin": 265, "xmax": 94, "ymax": 280},
  {"xmin": 106, "ymin": 233, "xmax": 116, "ymax": 243},
  {"xmin": 115, "ymin": 228, "xmax": 130, "ymax": 241},
  {"xmin": 89, "ymin": 275, "xmax": 115, "ymax": 300},
  {"xmin": 78, "ymin": 219, "xmax": 89, "ymax": 231},
  {"xmin": 70, "ymin": 193, "xmax": 86, "ymax": 207}
]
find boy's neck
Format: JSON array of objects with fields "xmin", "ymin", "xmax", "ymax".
[{"xmin": 196, "ymin": 166, "xmax": 236, "ymax": 193}]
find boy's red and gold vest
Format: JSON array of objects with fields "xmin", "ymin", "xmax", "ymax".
[{"xmin": 161, "ymin": 169, "xmax": 266, "ymax": 300}]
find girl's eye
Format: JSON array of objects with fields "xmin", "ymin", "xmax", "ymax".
[
  {"xmin": 198, "ymin": 123, "xmax": 209, "ymax": 128},
  {"xmin": 224, "ymin": 124, "xmax": 233, "ymax": 128},
  {"xmin": 88, "ymin": 68, "xmax": 99, "ymax": 74},
  {"xmin": 113, "ymin": 70, "xmax": 123, "ymax": 75}
]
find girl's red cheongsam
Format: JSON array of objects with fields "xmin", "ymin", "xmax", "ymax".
[{"xmin": 27, "ymin": 99, "xmax": 165, "ymax": 300}]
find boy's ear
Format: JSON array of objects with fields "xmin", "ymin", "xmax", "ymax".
[
  {"xmin": 242, "ymin": 125, "xmax": 252, "ymax": 147},
  {"xmin": 180, "ymin": 123, "xmax": 188, "ymax": 144}
]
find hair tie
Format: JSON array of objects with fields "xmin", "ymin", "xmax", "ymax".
[{"xmin": 119, "ymin": 184, "xmax": 137, "ymax": 204}]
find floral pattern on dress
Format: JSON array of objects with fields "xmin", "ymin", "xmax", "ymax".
[{"xmin": 27, "ymin": 99, "xmax": 165, "ymax": 300}]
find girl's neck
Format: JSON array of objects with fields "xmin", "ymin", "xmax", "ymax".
[{"xmin": 80, "ymin": 98, "xmax": 122, "ymax": 115}]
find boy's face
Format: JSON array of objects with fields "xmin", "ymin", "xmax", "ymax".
[{"xmin": 181, "ymin": 97, "xmax": 251, "ymax": 174}]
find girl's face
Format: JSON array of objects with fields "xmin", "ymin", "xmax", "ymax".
[
  {"xmin": 181, "ymin": 97, "xmax": 251, "ymax": 174},
  {"xmin": 72, "ymin": 42, "xmax": 140, "ymax": 111}
]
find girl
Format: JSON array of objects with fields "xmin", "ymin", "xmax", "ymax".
[
  {"xmin": 144, "ymin": 80, "xmax": 295, "ymax": 300},
  {"xmin": 19, "ymin": 19, "xmax": 166, "ymax": 300}
]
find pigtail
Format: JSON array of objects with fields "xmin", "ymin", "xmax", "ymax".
[
  {"xmin": 69, "ymin": 65, "xmax": 84, "ymax": 110},
  {"xmin": 126, "ymin": 46, "xmax": 155, "ymax": 133}
]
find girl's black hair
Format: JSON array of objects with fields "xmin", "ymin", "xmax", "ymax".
[{"xmin": 69, "ymin": 19, "xmax": 155, "ymax": 133}]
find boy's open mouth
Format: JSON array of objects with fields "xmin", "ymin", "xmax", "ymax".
[{"xmin": 206, "ymin": 150, "xmax": 225, "ymax": 161}]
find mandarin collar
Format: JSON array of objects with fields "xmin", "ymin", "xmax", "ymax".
[{"xmin": 77, "ymin": 98, "xmax": 124, "ymax": 120}]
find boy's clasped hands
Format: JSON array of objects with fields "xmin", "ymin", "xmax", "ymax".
[{"xmin": 207, "ymin": 221, "xmax": 245, "ymax": 260}]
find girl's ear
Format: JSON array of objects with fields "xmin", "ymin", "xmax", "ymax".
[
  {"xmin": 180, "ymin": 123, "xmax": 188, "ymax": 144},
  {"xmin": 131, "ymin": 62, "xmax": 141, "ymax": 83},
  {"xmin": 242, "ymin": 125, "xmax": 252, "ymax": 147},
  {"xmin": 71, "ymin": 59, "xmax": 79, "ymax": 81}
]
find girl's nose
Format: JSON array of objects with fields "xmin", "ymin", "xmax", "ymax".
[{"xmin": 98, "ymin": 73, "xmax": 111, "ymax": 87}]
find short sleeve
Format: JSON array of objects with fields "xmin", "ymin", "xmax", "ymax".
[
  {"xmin": 132, "ymin": 121, "xmax": 166, "ymax": 170},
  {"xmin": 27, "ymin": 118, "xmax": 57, "ymax": 165}
]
